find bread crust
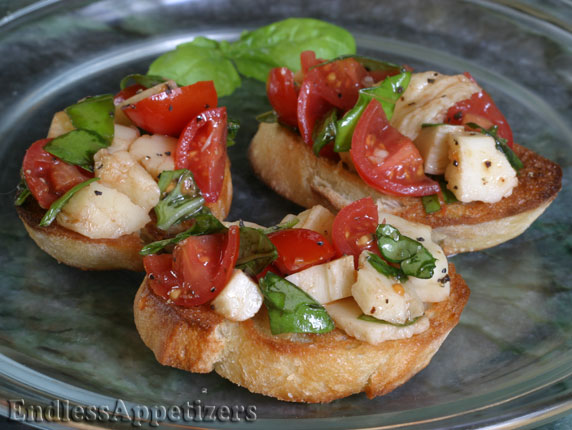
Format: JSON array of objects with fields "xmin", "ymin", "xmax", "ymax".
[
  {"xmin": 134, "ymin": 263, "xmax": 470, "ymax": 403},
  {"xmin": 249, "ymin": 123, "xmax": 562, "ymax": 254},
  {"xmin": 16, "ymin": 157, "xmax": 233, "ymax": 271}
]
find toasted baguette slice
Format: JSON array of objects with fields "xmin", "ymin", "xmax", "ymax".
[
  {"xmin": 249, "ymin": 123, "xmax": 562, "ymax": 255},
  {"xmin": 133, "ymin": 263, "xmax": 469, "ymax": 403},
  {"xmin": 16, "ymin": 157, "xmax": 233, "ymax": 271}
]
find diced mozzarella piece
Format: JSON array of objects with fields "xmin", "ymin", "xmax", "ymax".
[
  {"xmin": 94, "ymin": 149, "xmax": 160, "ymax": 212},
  {"xmin": 352, "ymin": 252, "xmax": 424, "ymax": 325},
  {"xmin": 129, "ymin": 134, "xmax": 177, "ymax": 180},
  {"xmin": 107, "ymin": 124, "xmax": 140, "ymax": 153},
  {"xmin": 56, "ymin": 182, "xmax": 150, "ymax": 239},
  {"xmin": 414, "ymin": 124, "xmax": 465, "ymax": 174},
  {"xmin": 325, "ymin": 298, "xmax": 430, "ymax": 344},
  {"xmin": 444, "ymin": 132, "xmax": 518, "ymax": 203},
  {"xmin": 375, "ymin": 211, "xmax": 451, "ymax": 302},
  {"xmin": 391, "ymin": 72, "xmax": 481, "ymax": 140},
  {"xmin": 281, "ymin": 205, "xmax": 335, "ymax": 239},
  {"xmin": 285, "ymin": 255, "xmax": 356, "ymax": 304},
  {"xmin": 211, "ymin": 269, "xmax": 263, "ymax": 321},
  {"xmin": 47, "ymin": 111, "xmax": 74, "ymax": 138}
]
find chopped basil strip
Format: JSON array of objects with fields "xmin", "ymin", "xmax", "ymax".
[
  {"xmin": 119, "ymin": 74, "xmax": 165, "ymax": 90},
  {"xmin": 262, "ymin": 217, "xmax": 299, "ymax": 235},
  {"xmin": 140, "ymin": 207, "xmax": 226, "ymax": 256},
  {"xmin": 259, "ymin": 272, "xmax": 335, "ymax": 335},
  {"xmin": 466, "ymin": 123, "xmax": 523, "ymax": 172},
  {"xmin": 44, "ymin": 129, "xmax": 108, "ymax": 172},
  {"xmin": 236, "ymin": 227, "xmax": 278, "ymax": 277},
  {"xmin": 39, "ymin": 178, "xmax": 99, "ymax": 227},
  {"xmin": 256, "ymin": 110, "xmax": 279, "ymax": 124},
  {"xmin": 358, "ymin": 314, "xmax": 421, "ymax": 327},
  {"xmin": 312, "ymin": 109, "xmax": 337, "ymax": 156},
  {"xmin": 422, "ymin": 194, "xmax": 441, "ymax": 214},
  {"xmin": 154, "ymin": 169, "xmax": 205, "ymax": 231},
  {"xmin": 376, "ymin": 224, "xmax": 436, "ymax": 279},
  {"xmin": 367, "ymin": 253, "xmax": 408, "ymax": 282},
  {"xmin": 334, "ymin": 71, "xmax": 411, "ymax": 152},
  {"xmin": 421, "ymin": 122, "xmax": 447, "ymax": 128},
  {"xmin": 227, "ymin": 118, "xmax": 240, "ymax": 147},
  {"xmin": 65, "ymin": 94, "xmax": 115, "ymax": 143},
  {"xmin": 438, "ymin": 177, "xmax": 458, "ymax": 204},
  {"xmin": 15, "ymin": 179, "xmax": 31, "ymax": 206}
]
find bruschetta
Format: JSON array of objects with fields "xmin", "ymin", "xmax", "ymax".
[
  {"xmin": 16, "ymin": 79, "xmax": 233, "ymax": 271},
  {"xmin": 249, "ymin": 53, "xmax": 562, "ymax": 255},
  {"xmin": 134, "ymin": 201, "xmax": 470, "ymax": 402}
]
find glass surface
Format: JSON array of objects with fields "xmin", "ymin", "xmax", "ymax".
[{"xmin": 0, "ymin": 0, "xmax": 571, "ymax": 429}]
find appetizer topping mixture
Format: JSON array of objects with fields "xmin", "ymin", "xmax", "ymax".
[{"xmin": 143, "ymin": 199, "xmax": 451, "ymax": 344}]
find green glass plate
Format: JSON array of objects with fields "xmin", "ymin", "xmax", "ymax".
[{"xmin": 0, "ymin": 0, "xmax": 570, "ymax": 428}]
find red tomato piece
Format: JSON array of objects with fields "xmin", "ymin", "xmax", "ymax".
[
  {"xmin": 351, "ymin": 99, "xmax": 440, "ymax": 197},
  {"xmin": 145, "ymin": 226, "xmax": 240, "ymax": 307},
  {"xmin": 267, "ymin": 67, "xmax": 299, "ymax": 128},
  {"xmin": 297, "ymin": 71, "xmax": 334, "ymax": 146},
  {"xmin": 300, "ymin": 50, "xmax": 323, "ymax": 75},
  {"xmin": 123, "ymin": 81, "xmax": 217, "ymax": 137},
  {"xmin": 175, "ymin": 107, "xmax": 227, "ymax": 203},
  {"xmin": 445, "ymin": 88, "xmax": 514, "ymax": 148},
  {"xmin": 332, "ymin": 197, "xmax": 380, "ymax": 267},
  {"xmin": 268, "ymin": 228, "xmax": 336, "ymax": 275},
  {"xmin": 113, "ymin": 84, "xmax": 145, "ymax": 105},
  {"xmin": 22, "ymin": 139, "xmax": 92, "ymax": 209}
]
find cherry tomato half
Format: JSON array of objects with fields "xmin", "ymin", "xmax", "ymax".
[
  {"xmin": 331, "ymin": 197, "xmax": 379, "ymax": 267},
  {"xmin": 144, "ymin": 226, "xmax": 240, "ymax": 307},
  {"xmin": 123, "ymin": 80, "xmax": 217, "ymax": 137},
  {"xmin": 267, "ymin": 67, "xmax": 299, "ymax": 128},
  {"xmin": 175, "ymin": 107, "xmax": 227, "ymax": 203},
  {"xmin": 22, "ymin": 139, "xmax": 92, "ymax": 209},
  {"xmin": 268, "ymin": 228, "xmax": 336, "ymax": 275},
  {"xmin": 351, "ymin": 99, "xmax": 440, "ymax": 197}
]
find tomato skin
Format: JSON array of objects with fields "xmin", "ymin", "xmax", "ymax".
[
  {"xmin": 144, "ymin": 226, "xmax": 240, "ymax": 307},
  {"xmin": 123, "ymin": 81, "xmax": 217, "ymax": 137},
  {"xmin": 267, "ymin": 68, "xmax": 299, "ymax": 128},
  {"xmin": 351, "ymin": 99, "xmax": 440, "ymax": 197},
  {"xmin": 300, "ymin": 50, "xmax": 322, "ymax": 75},
  {"xmin": 113, "ymin": 84, "xmax": 145, "ymax": 105},
  {"xmin": 332, "ymin": 197, "xmax": 380, "ymax": 267},
  {"xmin": 445, "ymin": 88, "xmax": 514, "ymax": 148},
  {"xmin": 175, "ymin": 107, "xmax": 227, "ymax": 203},
  {"xmin": 22, "ymin": 138, "xmax": 92, "ymax": 209},
  {"xmin": 297, "ymin": 71, "xmax": 333, "ymax": 145},
  {"xmin": 268, "ymin": 228, "xmax": 336, "ymax": 275}
]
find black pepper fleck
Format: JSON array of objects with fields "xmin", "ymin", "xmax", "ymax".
[
  {"xmin": 94, "ymin": 190, "xmax": 103, "ymax": 196},
  {"xmin": 168, "ymin": 105, "xmax": 173, "ymax": 111},
  {"xmin": 210, "ymin": 287, "xmax": 216, "ymax": 293},
  {"xmin": 454, "ymin": 111, "xmax": 462, "ymax": 120},
  {"xmin": 453, "ymin": 160, "xmax": 459, "ymax": 167},
  {"xmin": 484, "ymin": 161, "xmax": 492, "ymax": 168},
  {"xmin": 427, "ymin": 78, "xmax": 435, "ymax": 84},
  {"xmin": 396, "ymin": 86, "xmax": 403, "ymax": 93},
  {"xmin": 385, "ymin": 299, "xmax": 389, "ymax": 304},
  {"xmin": 149, "ymin": 274, "xmax": 155, "ymax": 280},
  {"xmin": 337, "ymin": 92, "xmax": 342, "ymax": 99},
  {"xmin": 454, "ymin": 186, "xmax": 458, "ymax": 190},
  {"xmin": 165, "ymin": 151, "xmax": 171, "ymax": 156},
  {"xmin": 316, "ymin": 241, "xmax": 324, "ymax": 246},
  {"xmin": 417, "ymin": 237, "xmax": 425, "ymax": 242},
  {"xmin": 442, "ymin": 268, "xmax": 447, "ymax": 273},
  {"xmin": 438, "ymin": 274, "xmax": 451, "ymax": 284}
]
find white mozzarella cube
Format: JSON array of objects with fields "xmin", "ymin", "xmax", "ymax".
[
  {"xmin": 107, "ymin": 124, "xmax": 140, "ymax": 153},
  {"xmin": 281, "ymin": 205, "xmax": 335, "ymax": 239},
  {"xmin": 57, "ymin": 182, "xmax": 150, "ymax": 239},
  {"xmin": 285, "ymin": 255, "xmax": 356, "ymax": 304},
  {"xmin": 211, "ymin": 270, "xmax": 263, "ymax": 321},
  {"xmin": 445, "ymin": 132, "xmax": 518, "ymax": 203},
  {"xmin": 325, "ymin": 298, "xmax": 429, "ymax": 344},
  {"xmin": 414, "ymin": 124, "xmax": 465, "ymax": 174}
]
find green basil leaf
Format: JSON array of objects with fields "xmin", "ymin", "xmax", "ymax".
[
  {"xmin": 259, "ymin": 272, "xmax": 335, "ymax": 335},
  {"xmin": 39, "ymin": 178, "xmax": 99, "ymax": 227},
  {"xmin": 465, "ymin": 123, "xmax": 524, "ymax": 172},
  {"xmin": 358, "ymin": 314, "xmax": 421, "ymax": 326},
  {"xmin": 236, "ymin": 227, "xmax": 278, "ymax": 277},
  {"xmin": 261, "ymin": 217, "xmax": 299, "ymax": 235},
  {"xmin": 140, "ymin": 207, "xmax": 227, "ymax": 256},
  {"xmin": 256, "ymin": 110, "xmax": 279, "ymax": 124},
  {"xmin": 367, "ymin": 253, "xmax": 408, "ymax": 282},
  {"xmin": 438, "ymin": 177, "xmax": 458, "ymax": 204},
  {"xmin": 421, "ymin": 122, "xmax": 447, "ymax": 128},
  {"xmin": 155, "ymin": 169, "xmax": 205, "ymax": 231},
  {"xmin": 312, "ymin": 109, "xmax": 337, "ymax": 156},
  {"xmin": 65, "ymin": 94, "xmax": 115, "ymax": 143},
  {"xmin": 227, "ymin": 118, "xmax": 240, "ymax": 147},
  {"xmin": 148, "ymin": 37, "xmax": 241, "ymax": 97},
  {"xmin": 376, "ymin": 224, "xmax": 436, "ymax": 279},
  {"xmin": 44, "ymin": 129, "xmax": 109, "ymax": 172},
  {"xmin": 334, "ymin": 72, "xmax": 411, "ymax": 152},
  {"xmin": 119, "ymin": 74, "xmax": 165, "ymax": 90},
  {"xmin": 422, "ymin": 194, "xmax": 441, "ymax": 214},
  {"xmin": 15, "ymin": 179, "xmax": 31, "ymax": 206},
  {"xmin": 227, "ymin": 18, "xmax": 356, "ymax": 82}
]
